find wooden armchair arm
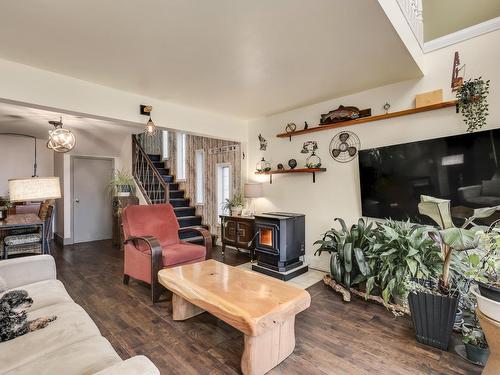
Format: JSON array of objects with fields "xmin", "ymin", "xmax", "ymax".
[
  {"xmin": 178, "ymin": 227, "xmax": 213, "ymax": 259},
  {"xmin": 124, "ymin": 235, "xmax": 163, "ymax": 302}
]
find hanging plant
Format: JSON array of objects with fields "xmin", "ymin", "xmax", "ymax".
[{"xmin": 456, "ymin": 77, "xmax": 490, "ymax": 132}]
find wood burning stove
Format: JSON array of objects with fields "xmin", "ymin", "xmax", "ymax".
[{"xmin": 252, "ymin": 212, "xmax": 307, "ymax": 281}]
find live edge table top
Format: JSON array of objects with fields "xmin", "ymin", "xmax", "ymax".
[{"xmin": 158, "ymin": 259, "xmax": 311, "ymax": 337}]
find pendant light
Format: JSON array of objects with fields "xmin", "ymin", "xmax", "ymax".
[
  {"xmin": 140, "ymin": 105, "xmax": 157, "ymax": 136},
  {"xmin": 47, "ymin": 117, "xmax": 76, "ymax": 153}
]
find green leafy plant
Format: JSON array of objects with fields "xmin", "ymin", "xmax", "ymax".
[
  {"xmin": 314, "ymin": 218, "xmax": 374, "ymax": 289},
  {"xmin": 221, "ymin": 194, "xmax": 244, "ymax": 213},
  {"xmin": 418, "ymin": 195, "xmax": 496, "ymax": 293},
  {"xmin": 456, "ymin": 77, "xmax": 490, "ymax": 132},
  {"xmin": 367, "ymin": 220, "xmax": 442, "ymax": 303},
  {"xmin": 462, "ymin": 325, "xmax": 488, "ymax": 349},
  {"xmin": 466, "ymin": 222, "xmax": 500, "ymax": 288},
  {"xmin": 107, "ymin": 169, "xmax": 136, "ymax": 195}
]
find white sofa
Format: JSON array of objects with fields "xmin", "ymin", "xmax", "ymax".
[{"xmin": 0, "ymin": 255, "xmax": 160, "ymax": 375}]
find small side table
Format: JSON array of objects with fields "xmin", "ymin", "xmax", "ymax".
[{"xmin": 219, "ymin": 215, "xmax": 255, "ymax": 260}]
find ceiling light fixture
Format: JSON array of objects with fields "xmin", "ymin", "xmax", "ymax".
[
  {"xmin": 140, "ymin": 105, "xmax": 157, "ymax": 136},
  {"xmin": 47, "ymin": 117, "xmax": 75, "ymax": 153}
]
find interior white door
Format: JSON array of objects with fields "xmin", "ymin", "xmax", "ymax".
[{"xmin": 72, "ymin": 157, "xmax": 113, "ymax": 243}]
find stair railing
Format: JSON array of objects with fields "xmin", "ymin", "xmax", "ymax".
[{"xmin": 132, "ymin": 134, "xmax": 169, "ymax": 204}]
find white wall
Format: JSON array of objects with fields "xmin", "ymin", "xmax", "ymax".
[
  {"xmin": 247, "ymin": 29, "xmax": 500, "ymax": 271},
  {"xmin": 0, "ymin": 135, "xmax": 53, "ymax": 196},
  {"xmin": 53, "ymin": 125, "xmax": 133, "ymax": 241}
]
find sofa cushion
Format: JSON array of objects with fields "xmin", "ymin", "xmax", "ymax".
[
  {"xmin": 1, "ymin": 279, "xmax": 73, "ymax": 312},
  {"xmin": 4, "ymin": 336, "xmax": 121, "ymax": 375},
  {"xmin": 0, "ymin": 302, "xmax": 101, "ymax": 373},
  {"xmin": 482, "ymin": 179, "xmax": 500, "ymax": 197},
  {"xmin": 467, "ymin": 196, "xmax": 500, "ymax": 206},
  {"xmin": 163, "ymin": 242, "xmax": 206, "ymax": 267}
]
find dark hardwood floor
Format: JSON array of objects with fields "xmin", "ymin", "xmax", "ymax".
[{"xmin": 51, "ymin": 240, "xmax": 481, "ymax": 375}]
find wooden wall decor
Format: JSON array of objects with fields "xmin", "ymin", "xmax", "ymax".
[{"xmin": 451, "ymin": 51, "xmax": 465, "ymax": 91}]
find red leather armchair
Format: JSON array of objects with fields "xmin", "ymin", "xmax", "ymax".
[{"xmin": 122, "ymin": 203, "xmax": 212, "ymax": 302}]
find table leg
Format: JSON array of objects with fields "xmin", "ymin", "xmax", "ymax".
[
  {"xmin": 172, "ymin": 293, "xmax": 205, "ymax": 321},
  {"xmin": 241, "ymin": 316, "xmax": 296, "ymax": 375}
]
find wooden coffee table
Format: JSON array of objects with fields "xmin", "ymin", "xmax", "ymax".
[{"xmin": 158, "ymin": 259, "xmax": 311, "ymax": 375}]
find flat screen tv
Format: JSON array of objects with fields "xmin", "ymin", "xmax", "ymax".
[{"xmin": 358, "ymin": 129, "xmax": 500, "ymax": 225}]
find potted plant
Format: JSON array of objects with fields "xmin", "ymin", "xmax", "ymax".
[
  {"xmin": 222, "ymin": 194, "xmax": 245, "ymax": 216},
  {"xmin": 0, "ymin": 198, "xmax": 12, "ymax": 220},
  {"xmin": 407, "ymin": 195, "xmax": 497, "ymax": 350},
  {"xmin": 108, "ymin": 169, "xmax": 136, "ymax": 197},
  {"xmin": 467, "ymin": 223, "xmax": 500, "ymax": 323},
  {"xmin": 456, "ymin": 77, "xmax": 490, "ymax": 133},
  {"xmin": 366, "ymin": 219, "xmax": 442, "ymax": 304},
  {"xmin": 462, "ymin": 325, "xmax": 490, "ymax": 366},
  {"xmin": 314, "ymin": 218, "xmax": 373, "ymax": 290}
]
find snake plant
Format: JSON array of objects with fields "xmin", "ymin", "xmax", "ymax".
[{"xmin": 314, "ymin": 218, "xmax": 374, "ymax": 289}]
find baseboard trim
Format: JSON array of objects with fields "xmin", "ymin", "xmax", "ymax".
[{"xmin": 54, "ymin": 233, "xmax": 74, "ymax": 246}]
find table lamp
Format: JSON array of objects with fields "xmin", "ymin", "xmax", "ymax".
[
  {"xmin": 243, "ymin": 183, "xmax": 263, "ymax": 216},
  {"xmin": 9, "ymin": 177, "xmax": 62, "ymax": 203}
]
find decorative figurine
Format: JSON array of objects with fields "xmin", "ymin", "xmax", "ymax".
[
  {"xmin": 306, "ymin": 151, "xmax": 322, "ymax": 168},
  {"xmin": 277, "ymin": 163, "xmax": 284, "ymax": 170},
  {"xmin": 288, "ymin": 159, "xmax": 297, "ymax": 169},
  {"xmin": 301, "ymin": 141, "xmax": 318, "ymax": 154},
  {"xmin": 383, "ymin": 102, "xmax": 391, "ymax": 114},
  {"xmin": 304, "ymin": 121, "xmax": 309, "ymax": 130},
  {"xmin": 320, "ymin": 105, "xmax": 371, "ymax": 125},
  {"xmin": 258, "ymin": 134, "xmax": 267, "ymax": 151},
  {"xmin": 256, "ymin": 157, "xmax": 271, "ymax": 172},
  {"xmin": 285, "ymin": 122, "xmax": 297, "ymax": 133}
]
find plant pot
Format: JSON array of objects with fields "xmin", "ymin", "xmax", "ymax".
[
  {"xmin": 231, "ymin": 206, "xmax": 243, "ymax": 216},
  {"xmin": 454, "ymin": 308, "xmax": 464, "ymax": 331},
  {"xmin": 464, "ymin": 342, "xmax": 490, "ymax": 366},
  {"xmin": 478, "ymin": 281, "xmax": 500, "ymax": 303},
  {"xmin": 472, "ymin": 285, "xmax": 500, "ymax": 322},
  {"xmin": 116, "ymin": 185, "xmax": 132, "ymax": 197},
  {"xmin": 408, "ymin": 291, "xmax": 459, "ymax": 350}
]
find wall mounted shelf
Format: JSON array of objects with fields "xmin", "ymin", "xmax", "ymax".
[
  {"xmin": 255, "ymin": 168, "xmax": 326, "ymax": 183},
  {"xmin": 276, "ymin": 100, "xmax": 458, "ymax": 140}
]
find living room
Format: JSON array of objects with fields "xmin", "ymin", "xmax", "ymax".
[{"xmin": 1, "ymin": 1, "xmax": 500, "ymax": 374}]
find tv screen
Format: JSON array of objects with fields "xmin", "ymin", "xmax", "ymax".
[{"xmin": 358, "ymin": 129, "xmax": 500, "ymax": 225}]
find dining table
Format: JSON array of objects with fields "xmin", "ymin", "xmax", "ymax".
[{"xmin": 0, "ymin": 213, "xmax": 45, "ymax": 259}]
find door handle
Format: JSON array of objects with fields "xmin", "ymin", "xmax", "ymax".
[{"xmin": 75, "ymin": 199, "xmax": 80, "ymax": 203}]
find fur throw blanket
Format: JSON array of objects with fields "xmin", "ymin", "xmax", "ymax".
[{"xmin": 0, "ymin": 290, "xmax": 57, "ymax": 342}]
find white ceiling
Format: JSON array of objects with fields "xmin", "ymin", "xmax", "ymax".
[
  {"xmin": 0, "ymin": 0, "xmax": 421, "ymax": 119},
  {"xmin": 0, "ymin": 101, "xmax": 135, "ymax": 140},
  {"xmin": 0, "ymin": 101, "xmax": 140, "ymax": 157}
]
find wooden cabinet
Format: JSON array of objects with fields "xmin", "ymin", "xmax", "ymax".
[
  {"xmin": 112, "ymin": 196, "xmax": 139, "ymax": 250},
  {"xmin": 219, "ymin": 215, "xmax": 255, "ymax": 259}
]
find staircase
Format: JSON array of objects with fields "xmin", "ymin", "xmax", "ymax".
[{"xmin": 132, "ymin": 135, "xmax": 210, "ymax": 245}]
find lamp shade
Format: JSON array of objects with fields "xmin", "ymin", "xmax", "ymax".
[
  {"xmin": 244, "ymin": 183, "xmax": 263, "ymax": 198},
  {"xmin": 9, "ymin": 177, "xmax": 61, "ymax": 202}
]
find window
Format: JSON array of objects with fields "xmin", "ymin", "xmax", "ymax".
[
  {"xmin": 162, "ymin": 130, "xmax": 169, "ymax": 160},
  {"xmin": 217, "ymin": 163, "xmax": 232, "ymax": 218},
  {"xmin": 176, "ymin": 133, "xmax": 186, "ymax": 180},
  {"xmin": 195, "ymin": 149, "xmax": 204, "ymax": 204}
]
